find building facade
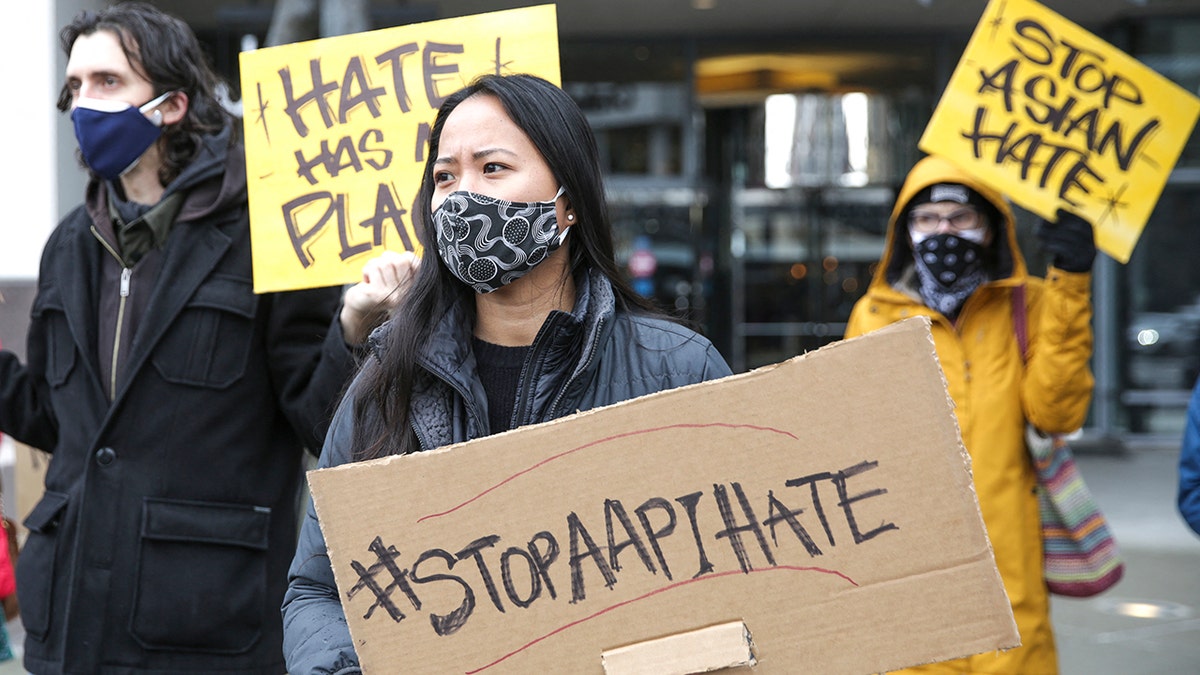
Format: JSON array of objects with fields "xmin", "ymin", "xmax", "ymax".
[{"xmin": 6, "ymin": 0, "xmax": 1200, "ymax": 446}]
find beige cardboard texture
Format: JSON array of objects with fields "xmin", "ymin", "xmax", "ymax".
[
  {"xmin": 308, "ymin": 317, "xmax": 1019, "ymax": 674},
  {"xmin": 601, "ymin": 620, "xmax": 756, "ymax": 674}
]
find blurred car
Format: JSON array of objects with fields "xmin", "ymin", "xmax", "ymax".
[{"xmin": 1126, "ymin": 308, "xmax": 1200, "ymax": 389}]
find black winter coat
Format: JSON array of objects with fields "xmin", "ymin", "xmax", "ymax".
[
  {"xmin": 0, "ymin": 130, "xmax": 356, "ymax": 674},
  {"xmin": 281, "ymin": 270, "xmax": 732, "ymax": 674}
]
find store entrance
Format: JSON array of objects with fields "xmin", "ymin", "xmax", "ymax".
[{"xmin": 703, "ymin": 93, "xmax": 924, "ymax": 372}]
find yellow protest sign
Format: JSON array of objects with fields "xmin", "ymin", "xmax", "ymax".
[
  {"xmin": 919, "ymin": 0, "xmax": 1200, "ymax": 263},
  {"xmin": 239, "ymin": 5, "xmax": 560, "ymax": 293}
]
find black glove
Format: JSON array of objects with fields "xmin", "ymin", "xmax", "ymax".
[{"xmin": 1036, "ymin": 208, "xmax": 1096, "ymax": 273}]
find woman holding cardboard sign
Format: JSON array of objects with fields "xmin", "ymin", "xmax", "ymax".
[
  {"xmin": 845, "ymin": 155, "xmax": 1097, "ymax": 673},
  {"xmin": 281, "ymin": 73, "xmax": 731, "ymax": 673}
]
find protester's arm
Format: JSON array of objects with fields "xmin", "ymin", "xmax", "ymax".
[
  {"xmin": 282, "ymin": 392, "xmax": 362, "ymax": 674},
  {"xmin": 1023, "ymin": 210, "xmax": 1096, "ymax": 433},
  {"xmin": 266, "ymin": 251, "xmax": 417, "ymax": 453},
  {"xmin": 1179, "ymin": 377, "xmax": 1200, "ymax": 536},
  {"xmin": 1021, "ymin": 269, "xmax": 1094, "ymax": 433},
  {"xmin": 264, "ymin": 281, "xmax": 356, "ymax": 453},
  {"xmin": 339, "ymin": 250, "xmax": 419, "ymax": 345},
  {"xmin": 0, "ymin": 326, "xmax": 56, "ymax": 449},
  {"xmin": 0, "ymin": 238, "xmax": 64, "ymax": 451},
  {"xmin": 0, "ymin": 346, "xmax": 56, "ymax": 452}
]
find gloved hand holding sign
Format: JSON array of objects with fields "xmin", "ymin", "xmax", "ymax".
[{"xmin": 1036, "ymin": 208, "xmax": 1097, "ymax": 273}]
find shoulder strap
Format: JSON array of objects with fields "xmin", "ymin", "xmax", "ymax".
[{"xmin": 1012, "ymin": 284, "xmax": 1028, "ymax": 362}]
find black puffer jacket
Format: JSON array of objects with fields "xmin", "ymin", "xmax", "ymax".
[
  {"xmin": 282, "ymin": 270, "xmax": 731, "ymax": 674},
  {"xmin": 0, "ymin": 129, "xmax": 355, "ymax": 674}
]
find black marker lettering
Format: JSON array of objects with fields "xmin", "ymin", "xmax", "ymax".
[
  {"xmin": 605, "ymin": 499, "xmax": 656, "ymax": 575},
  {"xmin": 1059, "ymin": 159, "xmax": 1104, "ymax": 206},
  {"xmin": 279, "ymin": 60, "xmax": 338, "ymax": 137},
  {"xmin": 337, "ymin": 191, "xmax": 371, "ymax": 261},
  {"xmin": 977, "ymin": 59, "xmax": 1020, "ymax": 112},
  {"xmin": 358, "ymin": 129, "xmax": 393, "ymax": 171},
  {"xmin": 346, "ymin": 536, "xmax": 421, "ymax": 622},
  {"xmin": 713, "ymin": 482, "xmax": 775, "ymax": 573},
  {"xmin": 411, "ymin": 548, "xmax": 474, "ymax": 636},
  {"xmin": 785, "ymin": 472, "xmax": 836, "ymax": 546},
  {"xmin": 330, "ymin": 135, "xmax": 365, "ymax": 177},
  {"xmin": 337, "ymin": 56, "xmax": 387, "ymax": 123},
  {"xmin": 526, "ymin": 531, "xmax": 560, "ymax": 600},
  {"xmin": 567, "ymin": 512, "xmax": 616, "ymax": 603},
  {"xmin": 635, "ymin": 497, "xmax": 677, "ymax": 581},
  {"xmin": 675, "ymin": 491, "xmax": 714, "ymax": 578},
  {"xmin": 415, "ymin": 122, "xmax": 432, "ymax": 163},
  {"xmin": 358, "ymin": 182, "xmax": 412, "ymax": 250},
  {"xmin": 762, "ymin": 489, "xmax": 823, "ymax": 556},
  {"xmin": 281, "ymin": 191, "xmax": 337, "ymax": 268},
  {"xmin": 1097, "ymin": 118, "xmax": 1160, "ymax": 171},
  {"xmin": 1012, "ymin": 19, "xmax": 1055, "ymax": 66},
  {"xmin": 500, "ymin": 546, "xmax": 541, "ymax": 609},
  {"xmin": 455, "ymin": 535, "xmax": 505, "ymax": 614},
  {"xmin": 833, "ymin": 461, "xmax": 899, "ymax": 544},
  {"xmin": 374, "ymin": 43, "xmax": 419, "ymax": 113},
  {"xmin": 422, "ymin": 42, "xmax": 464, "ymax": 108}
]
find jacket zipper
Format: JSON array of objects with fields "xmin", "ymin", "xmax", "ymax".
[
  {"xmin": 92, "ymin": 226, "xmax": 132, "ymax": 400},
  {"xmin": 511, "ymin": 313, "xmax": 570, "ymax": 427},
  {"xmin": 547, "ymin": 316, "xmax": 605, "ymax": 419},
  {"xmin": 410, "ymin": 417, "xmax": 432, "ymax": 452},
  {"xmin": 112, "ymin": 267, "xmax": 132, "ymax": 399},
  {"xmin": 509, "ymin": 336, "xmax": 544, "ymax": 429}
]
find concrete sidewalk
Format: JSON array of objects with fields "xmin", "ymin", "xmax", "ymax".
[{"xmin": 1052, "ymin": 444, "xmax": 1200, "ymax": 675}]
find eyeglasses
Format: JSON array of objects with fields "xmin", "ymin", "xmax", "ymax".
[{"xmin": 908, "ymin": 207, "xmax": 983, "ymax": 234}]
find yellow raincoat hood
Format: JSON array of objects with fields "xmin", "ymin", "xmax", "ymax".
[{"xmin": 874, "ymin": 155, "xmax": 1027, "ymax": 293}]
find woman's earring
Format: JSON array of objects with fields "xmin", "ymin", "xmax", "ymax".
[{"xmin": 567, "ymin": 214, "xmax": 575, "ymax": 222}]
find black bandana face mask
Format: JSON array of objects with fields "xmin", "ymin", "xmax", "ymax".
[
  {"xmin": 911, "ymin": 231, "xmax": 988, "ymax": 317},
  {"xmin": 434, "ymin": 187, "xmax": 569, "ymax": 294}
]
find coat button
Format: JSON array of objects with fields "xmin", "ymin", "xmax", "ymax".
[{"xmin": 96, "ymin": 447, "xmax": 116, "ymax": 466}]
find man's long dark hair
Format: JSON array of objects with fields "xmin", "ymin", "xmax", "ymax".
[
  {"xmin": 351, "ymin": 74, "xmax": 659, "ymax": 460},
  {"xmin": 58, "ymin": 2, "xmax": 233, "ymax": 186}
]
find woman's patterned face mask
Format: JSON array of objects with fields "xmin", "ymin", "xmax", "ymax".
[{"xmin": 433, "ymin": 187, "xmax": 569, "ymax": 293}]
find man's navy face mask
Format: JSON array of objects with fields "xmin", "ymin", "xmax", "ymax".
[{"xmin": 71, "ymin": 91, "xmax": 174, "ymax": 181}]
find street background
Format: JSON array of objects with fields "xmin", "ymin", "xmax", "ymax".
[
  {"xmin": 0, "ymin": 442, "xmax": 1194, "ymax": 673},
  {"xmin": 1050, "ymin": 440, "xmax": 1200, "ymax": 675}
]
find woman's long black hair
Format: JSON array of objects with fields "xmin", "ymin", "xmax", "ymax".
[{"xmin": 351, "ymin": 74, "xmax": 659, "ymax": 460}]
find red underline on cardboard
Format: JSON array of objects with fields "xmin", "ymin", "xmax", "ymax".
[
  {"xmin": 463, "ymin": 564, "xmax": 858, "ymax": 674},
  {"xmin": 417, "ymin": 422, "xmax": 800, "ymax": 524}
]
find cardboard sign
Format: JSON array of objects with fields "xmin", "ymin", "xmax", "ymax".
[
  {"xmin": 238, "ymin": 5, "xmax": 560, "ymax": 293},
  {"xmin": 919, "ymin": 0, "xmax": 1200, "ymax": 263},
  {"xmin": 308, "ymin": 317, "xmax": 1019, "ymax": 674}
]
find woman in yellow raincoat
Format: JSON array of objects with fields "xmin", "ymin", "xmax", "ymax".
[{"xmin": 845, "ymin": 155, "xmax": 1095, "ymax": 674}]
